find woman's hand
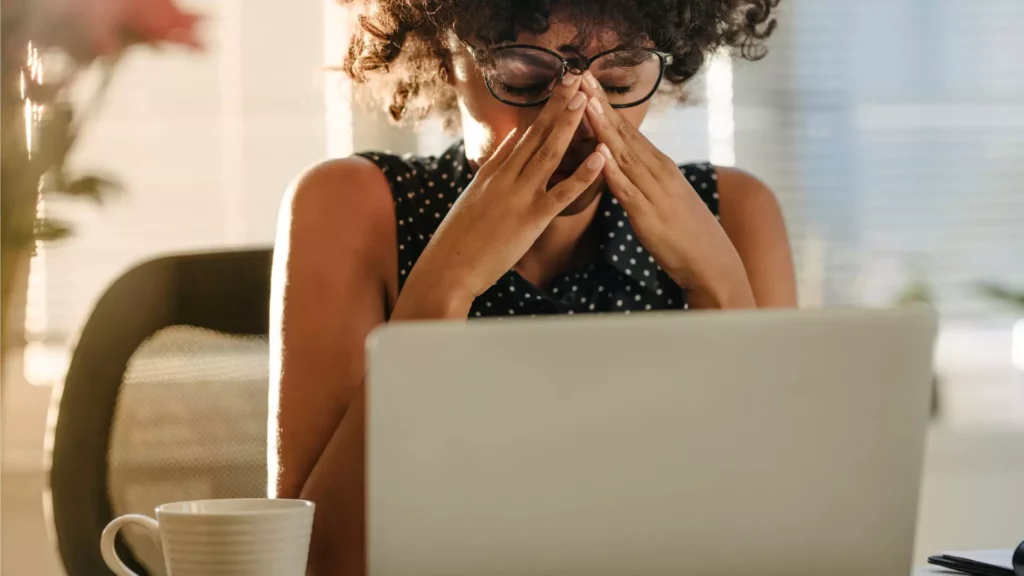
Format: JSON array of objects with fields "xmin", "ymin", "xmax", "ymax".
[
  {"xmin": 393, "ymin": 74, "xmax": 607, "ymax": 319},
  {"xmin": 580, "ymin": 72, "xmax": 756, "ymax": 309}
]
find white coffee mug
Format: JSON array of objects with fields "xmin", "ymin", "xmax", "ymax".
[{"xmin": 101, "ymin": 498, "xmax": 314, "ymax": 576}]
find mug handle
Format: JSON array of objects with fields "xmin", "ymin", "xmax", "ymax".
[{"xmin": 100, "ymin": 514, "xmax": 162, "ymax": 576}]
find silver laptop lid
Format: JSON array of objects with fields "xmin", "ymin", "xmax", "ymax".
[{"xmin": 367, "ymin": 308, "xmax": 936, "ymax": 576}]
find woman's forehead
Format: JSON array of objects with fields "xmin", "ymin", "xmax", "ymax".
[{"xmin": 512, "ymin": 15, "xmax": 631, "ymax": 57}]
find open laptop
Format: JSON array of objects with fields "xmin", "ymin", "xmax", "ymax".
[{"xmin": 365, "ymin": 308, "xmax": 937, "ymax": 576}]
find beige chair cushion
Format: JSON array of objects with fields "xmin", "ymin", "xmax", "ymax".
[{"xmin": 107, "ymin": 326, "xmax": 269, "ymax": 574}]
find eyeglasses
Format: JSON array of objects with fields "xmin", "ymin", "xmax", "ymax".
[{"xmin": 467, "ymin": 44, "xmax": 674, "ymax": 109}]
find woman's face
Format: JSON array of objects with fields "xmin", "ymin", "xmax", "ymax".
[{"xmin": 450, "ymin": 16, "xmax": 655, "ymax": 214}]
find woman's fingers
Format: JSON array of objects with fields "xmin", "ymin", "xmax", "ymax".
[
  {"xmin": 584, "ymin": 93, "xmax": 661, "ymax": 199},
  {"xmin": 597, "ymin": 143, "xmax": 651, "ymax": 212},
  {"xmin": 543, "ymin": 150, "xmax": 605, "ymax": 215},
  {"xmin": 476, "ymin": 128, "xmax": 520, "ymax": 178},
  {"xmin": 580, "ymin": 72, "xmax": 675, "ymax": 185},
  {"xmin": 507, "ymin": 74, "xmax": 583, "ymax": 169},
  {"xmin": 519, "ymin": 89, "xmax": 588, "ymax": 187},
  {"xmin": 579, "ymin": 73, "xmax": 662, "ymax": 159}
]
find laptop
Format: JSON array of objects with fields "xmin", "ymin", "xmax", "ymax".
[{"xmin": 365, "ymin": 308, "xmax": 937, "ymax": 576}]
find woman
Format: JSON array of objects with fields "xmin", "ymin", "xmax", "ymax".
[{"xmin": 271, "ymin": 0, "xmax": 795, "ymax": 573}]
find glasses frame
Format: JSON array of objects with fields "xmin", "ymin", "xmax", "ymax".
[{"xmin": 467, "ymin": 43, "xmax": 674, "ymax": 109}]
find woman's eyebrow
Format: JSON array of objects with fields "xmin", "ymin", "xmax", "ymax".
[
  {"xmin": 558, "ymin": 43, "xmax": 634, "ymax": 59},
  {"xmin": 515, "ymin": 50, "xmax": 561, "ymax": 68},
  {"xmin": 597, "ymin": 49, "xmax": 649, "ymax": 68}
]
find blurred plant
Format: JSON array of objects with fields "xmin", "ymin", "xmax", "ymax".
[
  {"xmin": 977, "ymin": 283, "xmax": 1024, "ymax": 313},
  {"xmin": 1, "ymin": 0, "xmax": 202, "ymax": 363},
  {"xmin": 895, "ymin": 277, "xmax": 935, "ymax": 307},
  {"xmin": 894, "ymin": 262, "xmax": 935, "ymax": 307}
]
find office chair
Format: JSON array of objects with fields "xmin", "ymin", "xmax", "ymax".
[{"xmin": 46, "ymin": 249, "xmax": 273, "ymax": 575}]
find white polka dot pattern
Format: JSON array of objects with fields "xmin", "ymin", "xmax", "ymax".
[{"xmin": 357, "ymin": 142, "xmax": 721, "ymax": 317}]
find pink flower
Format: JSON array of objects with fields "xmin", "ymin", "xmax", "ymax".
[
  {"xmin": 31, "ymin": 0, "xmax": 202, "ymax": 62},
  {"xmin": 121, "ymin": 0, "xmax": 203, "ymax": 49}
]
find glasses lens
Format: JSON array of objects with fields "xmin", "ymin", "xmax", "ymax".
[
  {"xmin": 591, "ymin": 49, "xmax": 663, "ymax": 107},
  {"xmin": 488, "ymin": 47, "xmax": 563, "ymax": 105}
]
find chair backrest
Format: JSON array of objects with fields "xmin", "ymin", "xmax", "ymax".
[{"xmin": 46, "ymin": 249, "xmax": 273, "ymax": 576}]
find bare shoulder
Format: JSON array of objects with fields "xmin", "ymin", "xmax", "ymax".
[
  {"xmin": 283, "ymin": 157, "xmax": 394, "ymax": 244},
  {"xmin": 278, "ymin": 156, "xmax": 396, "ymax": 279},
  {"xmin": 712, "ymin": 166, "xmax": 797, "ymax": 307},
  {"xmin": 713, "ymin": 166, "xmax": 783, "ymax": 222}
]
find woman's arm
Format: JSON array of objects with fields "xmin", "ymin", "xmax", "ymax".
[
  {"xmin": 270, "ymin": 157, "xmax": 397, "ymax": 575},
  {"xmin": 271, "ymin": 157, "xmax": 392, "ymax": 499},
  {"xmin": 712, "ymin": 167, "xmax": 798, "ymax": 308},
  {"xmin": 269, "ymin": 154, "xmax": 506, "ymax": 576}
]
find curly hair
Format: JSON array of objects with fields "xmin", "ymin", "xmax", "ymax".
[{"xmin": 341, "ymin": 0, "xmax": 779, "ymax": 128}]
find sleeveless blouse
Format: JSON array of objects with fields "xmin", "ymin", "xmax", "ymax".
[{"xmin": 358, "ymin": 141, "xmax": 721, "ymax": 318}]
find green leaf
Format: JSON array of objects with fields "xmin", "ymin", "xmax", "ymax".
[
  {"xmin": 977, "ymin": 282, "xmax": 1024, "ymax": 312},
  {"xmin": 41, "ymin": 171, "xmax": 123, "ymax": 203},
  {"xmin": 896, "ymin": 279, "xmax": 934, "ymax": 307},
  {"xmin": 33, "ymin": 218, "xmax": 73, "ymax": 243},
  {"xmin": 64, "ymin": 174, "xmax": 123, "ymax": 203}
]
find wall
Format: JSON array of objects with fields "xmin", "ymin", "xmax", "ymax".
[{"xmin": 1, "ymin": 0, "xmax": 339, "ymax": 472}]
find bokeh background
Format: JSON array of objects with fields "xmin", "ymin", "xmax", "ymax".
[{"xmin": 3, "ymin": 0, "xmax": 1022, "ymax": 573}]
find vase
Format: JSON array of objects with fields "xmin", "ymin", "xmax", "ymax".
[{"xmin": 1, "ymin": 41, "xmax": 48, "ymax": 372}]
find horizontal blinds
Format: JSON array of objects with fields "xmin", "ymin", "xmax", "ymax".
[{"xmin": 731, "ymin": 0, "xmax": 1024, "ymax": 319}]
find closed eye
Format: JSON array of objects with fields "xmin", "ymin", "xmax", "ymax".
[
  {"xmin": 602, "ymin": 84, "xmax": 635, "ymax": 95},
  {"xmin": 495, "ymin": 80, "xmax": 551, "ymax": 95}
]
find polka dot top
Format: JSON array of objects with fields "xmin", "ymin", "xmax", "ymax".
[{"xmin": 357, "ymin": 140, "xmax": 720, "ymax": 318}]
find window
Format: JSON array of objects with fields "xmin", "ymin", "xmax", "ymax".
[
  {"xmin": 22, "ymin": 0, "xmax": 333, "ymax": 386},
  {"xmin": 730, "ymin": 0, "xmax": 1024, "ymax": 425}
]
